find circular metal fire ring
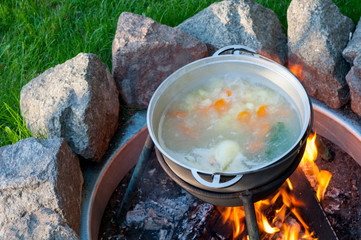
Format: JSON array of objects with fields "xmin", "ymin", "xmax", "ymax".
[{"xmin": 79, "ymin": 99, "xmax": 361, "ymax": 240}]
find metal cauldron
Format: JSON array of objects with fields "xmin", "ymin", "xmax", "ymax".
[{"xmin": 147, "ymin": 45, "xmax": 313, "ymax": 193}]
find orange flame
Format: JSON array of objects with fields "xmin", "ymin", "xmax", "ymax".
[
  {"xmin": 289, "ymin": 64, "xmax": 303, "ymax": 80},
  {"xmin": 259, "ymin": 50, "xmax": 282, "ymax": 64},
  {"xmin": 262, "ymin": 214, "xmax": 280, "ymax": 233},
  {"xmin": 300, "ymin": 132, "xmax": 332, "ymax": 202},
  {"xmin": 288, "ymin": 224, "xmax": 300, "ymax": 240},
  {"xmin": 221, "ymin": 207, "xmax": 245, "ymax": 238},
  {"xmin": 286, "ymin": 179, "xmax": 293, "ymax": 191},
  {"xmin": 218, "ymin": 132, "xmax": 330, "ymax": 239},
  {"xmin": 316, "ymin": 171, "xmax": 332, "ymax": 202}
]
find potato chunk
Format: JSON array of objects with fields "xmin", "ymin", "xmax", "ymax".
[{"xmin": 214, "ymin": 140, "xmax": 241, "ymax": 170}]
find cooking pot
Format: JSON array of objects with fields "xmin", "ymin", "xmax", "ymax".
[{"xmin": 147, "ymin": 45, "xmax": 313, "ymax": 193}]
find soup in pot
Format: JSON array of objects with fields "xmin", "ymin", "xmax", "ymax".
[{"xmin": 158, "ymin": 74, "xmax": 301, "ymax": 173}]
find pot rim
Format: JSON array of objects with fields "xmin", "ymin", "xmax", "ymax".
[{"xmin": 147, "ymin": 54, "xmax": 312, "ymax": 176}]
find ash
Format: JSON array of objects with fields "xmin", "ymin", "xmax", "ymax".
[
  {"xmin": 99, "ymin": 152, "xmax": 219, "ymax": 240},
  {"xmin": 315, "ymin": 135, "xmax": 361, "ymax": 240}
]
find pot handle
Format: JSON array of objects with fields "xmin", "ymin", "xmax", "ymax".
[
  {"xmin": 191, "ymin": 169, "xmax": 243, "ymax": 189},
  {"xmin": 213, "ymin": 45, "xmax": 258, "ymax": 56},
  {"xmin": 213, "ymin": 45, "xmax": 278, "ymax": 64}
]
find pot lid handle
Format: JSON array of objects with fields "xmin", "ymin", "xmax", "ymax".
[{"xmin": 191, "ymin": 169, "xmax": 243, "ymax": 189}]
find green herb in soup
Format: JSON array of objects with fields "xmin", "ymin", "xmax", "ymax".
[
  {"xmin": 158, "ymin": 76, "xmax": 301, "ymax": 172},
  {"xmin": 265, "ymin": 122, "xmax": 291, "ymax": 158}
]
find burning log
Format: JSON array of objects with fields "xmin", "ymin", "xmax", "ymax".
[{"xmin": 173, "ymin": 202, "xmax": 219, "ymax": 239}]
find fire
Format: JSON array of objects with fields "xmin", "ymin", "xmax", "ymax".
[
  {"xmin": 218, "ymin": 132, "xmax": 332, "ymax": 239},
  {"xmin": 289, "ymin": 64, "xmax": 303, "ymax": 80},
  {"xmin": 221, "ymin": 207, "xmax": 246, "ymax": 236},
  {"xmin": 286, "ymin": 224, "xmax": 300, "ymax": 240},
  {"xmin": 262, "ymin": 214, "xmax": 279, "ymax": 233},
  {"xmin": 299, "ymin": 132, "xmax": 332, "ymax": 202},
  {"xmin": 259, "ymin": 51, "xmax": 282, "ymax": 64}
]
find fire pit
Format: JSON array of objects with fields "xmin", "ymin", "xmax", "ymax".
[
  {"xmin": 99, "ymin": 135, "xmax": 339, "ymax": 239},
  {"xmin": 78, "ymin": 97, "xmax": 361, "ymax": 239}
]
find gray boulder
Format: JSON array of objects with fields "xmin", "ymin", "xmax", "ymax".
[
  {"xmin": 346, "ymin": 56, "xmax": 361, "ymax": 117},
  {"xmin": 343, "ymin": 18, "xmax": 361, "ymax": 65},
  {"xmin": 20, "ymin": 53, "xmax": 119, "ymax": 162},
  {"xmin": 0, "ymin": 138, "xmax": 83, "ymax": 234},
  {"xmin": 112, "ymin": 12, "xmax": 208, "ymax": 108},
  {"xmin": 2, "ymin": 208, "xmax": 79, "ymax": 240},
  {"xmin": 176, "ymin": 0, "xmax": 287, "ymax": 64},
  {"xmin": 287, "ymin": 0, "xmax": 354, "ymax": 109}
]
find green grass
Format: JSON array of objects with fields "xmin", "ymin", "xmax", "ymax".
[{"xmin": 0, "ymin": 0, "xmax": 360, "ymax": 147}]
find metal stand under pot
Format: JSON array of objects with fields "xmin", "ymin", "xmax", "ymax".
[{"xmin": 118, "ymin": 134, "xmax": 306, "ymax": 240}]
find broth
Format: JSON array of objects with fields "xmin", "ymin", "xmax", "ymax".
[{"xmin": 158, "ymin": 74, "xmax": 301, "ymax": 173}]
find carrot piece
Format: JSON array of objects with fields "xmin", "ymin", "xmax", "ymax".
[
  {"xmin": 237, "ymin": 111, "xmax": 251, "ymax": 122},
  {"xmin": 226, "ymin": 90, "xmax": 232, "ymax": 97},
  {"xmin": 179, "ymin": 125, "xmax": 198, "ymax": 138},
  {"xmin": 255, "ymin": 123, "xmax": 270, "ymax": 138},
  {"xmin": 257, "ymin": 105, "xmax": 268, "ymax": 117},
  {"xmin": 173, "ymin": 111, "xmax": 188, "ymax": 118},
  {"xmin": 214, "ymin": 98, "xmax": 230, "ymax": 113},
  {"xmin": 248, "ymin": 141, "xmax": 264, "ymax": 152}
]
